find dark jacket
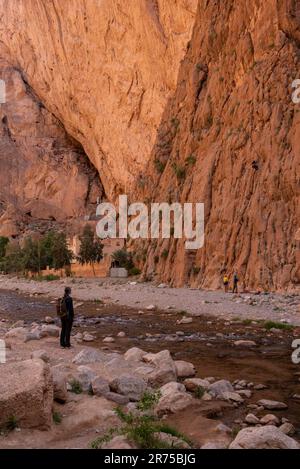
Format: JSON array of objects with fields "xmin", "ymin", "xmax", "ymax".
[{"xmin": 64, "ymin": 295, "xmax": 74, "ymax": 319}]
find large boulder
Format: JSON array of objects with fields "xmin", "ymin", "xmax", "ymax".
[
  {"xmin": 0, "ymin": 359, "xmax": 53, "ymax": 429},
  {"xmin": 229, "ymin": 426, "xmax": 300, "ymax": 449},
  {"xmin": 184, "ymin": 378, "xmax": 210, "ymax": 392},
  {"xmin": 72, "ymin": 348, "xmax": 105, "ymax": 365},
  {"xmin": 110, "ymin": 374, "xmax": 147, "ymax": 401},
  {"xmin": 76, "ymin": 366, "xmax": 97, "ymax": 392},
  {"xmin": 5, "ymin": 327, "xmax": 27, "ymax": 341},
  {"xmin": 142, "ymin": 350, "xmax": 177, "ymax": 386},
  {"xmin": 209, "ymin": 380, "xmax": 234, "ymax": 398},
  {"xmin": 155, "ymin": 381, "xmax": 193, "ymax": 416},
  {"xmin": 51, "ymin": 365, "xmax": 68, "ymax": 403},
  {"xmin": 174, "ymin": 360, "xmax": 196, "ymax": 378},
  {"xmin": 91, "ymin": 376, "xmax": 110, "ymax": 397},
  {"xmin": 40, "ymin": 325, "xmax": 60, "ymax": 337},
  {"xmin": 124, "ymin": 347, "xmax": 146, "ymax": 362}
]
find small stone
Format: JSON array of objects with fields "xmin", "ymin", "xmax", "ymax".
[
  {"xmin": 234, "ymin": 340, "xmax": 257, "ymax": 348},
  {"xmin": 254, "ymin": 384, "xmax": 268, "ymax": 390},
  {"xmin": 245, "ymin": 413, "xmax": 260, "ymax": 425},
  {"xmin": 117, "ymin": 331, "xmax": 126, "ymax": 338},
  {"xmin": 103, "ymin": 336, "xmax": 115, "ymax": 343},
  {"xmin": 257, "ymin": 399, "xmax": 288, "ymax": 410},
  {"xmin": 146, "ymin": 305, "xmax": 156, "ymax": 311},
  {"xmin": 279, "ymin": 423, "xmax": 295, "ymax": 436},
  {"xmin": 260, "ymin": 414, "xmax": 280, "ymax": 426},
  {"xmin": 31, "ymin": 350, "xmax": 50, "ymax": 363}
]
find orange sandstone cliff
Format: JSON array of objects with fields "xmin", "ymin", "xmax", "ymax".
[{"xmin": 0, "ymin": 0, "xmax": 299, "ymax": 290}]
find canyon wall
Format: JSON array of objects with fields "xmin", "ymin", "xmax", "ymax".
[
  {"xmin": 0, "ymin": 0, "xmax": 197, "ymax": 198},
  {"xmin": 0, "ymin": 0, "xmax": 299, "ymax": 290},
  {"xmin": 0, "ymin": 57, "xmax": 103, "ymax": 238},
  {"xmin": 137, "ymin": 0, "xmax": 300, "ymax": 290}
]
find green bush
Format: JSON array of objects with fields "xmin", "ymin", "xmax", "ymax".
[
  {"xmin": 264, "ymin": 321, "xmax": 293, "ymax": 331},
  {"xmin": 129, "ymin": 267, "xmax": 141, "ymax": 276},
  {"xmin": 53, "ymin": 411, "xmax": 62, "ymax": 425},
  {"xmin": 154, "ymin": 159, "xmax": 166, "ymax": 174},
  {"xmin": 70, "ymin": 379, "xmax": 83, "ymax": 394}
]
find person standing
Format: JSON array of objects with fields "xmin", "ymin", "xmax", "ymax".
[
  {"xmin": 233, "ymin": 272, "xmax": 239, "ymax": 294},
  {"xmin": 223, "ymin": 274, "xmax": 229, "ymax": 293},
  {"xmin": 59, "ymin": 287, "xmax": 74, "ymax": 348}
]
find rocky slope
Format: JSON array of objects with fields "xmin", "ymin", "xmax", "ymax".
[{"xmin": 137, "ymin": 0, "xmax": 300, "ymax": 290}]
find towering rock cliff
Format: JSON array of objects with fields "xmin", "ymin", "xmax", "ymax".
[
  {"xmin": 0, "ymin": 0, "xmax": 299, "ymax": 290},
  {"xmin": 0, "ymin": 57, "xmax": 103, "ymax": 237},
  {"xmin": 0, "ymin": 0, "xmax": 197, "ymax": 197},
  {"xmin": 138, "ymin": 0, "xmax": 300, "ymax": 290}
]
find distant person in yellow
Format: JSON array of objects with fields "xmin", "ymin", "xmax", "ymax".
[{"xmin": 223, "ymin": 274, "xmax": 229, "ymax": 293}]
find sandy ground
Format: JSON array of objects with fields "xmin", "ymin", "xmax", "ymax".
[{"xmin": 0, "ymin": 275, "xmax": 299, "ymax": 325}]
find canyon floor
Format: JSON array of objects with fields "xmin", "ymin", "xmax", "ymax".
[{"xmin": 0, "ymin": 277, "xmax": 300, "ymax": 449}]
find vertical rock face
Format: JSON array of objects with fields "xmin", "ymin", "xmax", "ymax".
[
  {"xmin": 0, "ymin": 0, "xmax": 197, "ymax": 197},
  {"xmin": 0, "ymin": 0, "xmax": 299, "ymax": 290},
  {"xmin": 138, "ymin": 0, "xmax": 300, "ymax": 290},
  {"xmin": 0, "ymin": 57, "xmax": 103, "ymax": 237}
]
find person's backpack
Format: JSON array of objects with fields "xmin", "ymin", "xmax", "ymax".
[{"xmin": 56, "ymin": 297, "xmax": 67, "ymax": 318}]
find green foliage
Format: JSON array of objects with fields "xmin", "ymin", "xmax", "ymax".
[
  {"xmin": 112, "ymin": 249, "xmax": 134, "ymax": 270},
  {"xmin": 90, "ymin": 428, "xmax": 118, "ymax": 449},
  {"xmin": 52, "ymin": 411, "xmax": 62, "ymax": 425},
  {"xmin": 0, "ymin": 231, "xmax": 73, "ymax": 274},
  {"xmin": 0, "ymin": 236, "xmax": 9, "ymax": 259},
  {"xmin": 194, "ymin": 386, "xmax": 205, "ymax": 399},
  {"xmin": 5, "ymin": 415, "xmax": 18, "ymax": 432},
  {"xmin": 77, "ymin": 225, "xmax": 103, "ymax": 267},
  {"xmin": 137, "ymin": 391, "xmax": 161, "ymax": 412},
  {"xmin": 162, "ymin": 249, "xmax": 169, "ymax": 260},
  {"xmin": 51, "ymin": 232, "xmax": 74, "ymax": 269},
  {"xmin": 90, "ymin": 393, "xmax": 192, "ymax": 450},
  {"xmin": 0, "ymin": 242, "xmax": 24, "ymax": 273},
  {"xmin": 185, "ymin": 155, "xmax": 196, "ymax": 166},
  {"xmin": 172, "ymin": 163, "xmax": 186, "ymax": 181},
  {"xmin": 264, "ymin": 321, "xmax": 293, "ymax": 331},
  {"xmin": 70, "ymin": 379, "xmax": 83, "ymax": 394},
  {"xmin": 129, "ymin": 267, "xmax": 141, "ymax": 276},
  {"xmin": 154, "ymin": 159, "xmax": 166, "ymax": 174}
]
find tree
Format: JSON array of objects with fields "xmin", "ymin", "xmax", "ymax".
[
  {"xmin": 22, "ymin": 237, "xmax": 41, "ymax": 273},
  {"xmin": 77, "ymin": 225, "xmax": 103, "ymax": 275},
  {"xmin": 0, "ymin": 241, "xmax": 24, "ymax": 273},
  {"xmin": 0, "ymin": 236, "xmax": 9, "ymax": 259},
  {"xmin": 51, "ymin": 232, "xmax": 73, "ymax": 269},
  {"xmin": 111, "ymin": 248, "xmax": 134, "ymax": 270}
]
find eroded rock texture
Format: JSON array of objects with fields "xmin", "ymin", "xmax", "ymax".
[
  {"xmin": 0, "ymin": 0, "xmax": 299, "ymax": 290},
  {"xmin": 0, "ymin": 57, "xmax": 103, "ymax": 237},
  {"xmin": 137, "ymin": 0, "xmax": 300, "ymax": 290},
  {"xmin": 0, "ymin": 0, "xmax": 197, "ymax": 198}
]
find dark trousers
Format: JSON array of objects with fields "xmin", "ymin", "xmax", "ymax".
[
  {"xmin": 233, "ymin": 283, "xmax": 238, "ymax": 293},
  {"xmin": 60, "ymin": 316, "xmax": 73, "ymax": 347}
]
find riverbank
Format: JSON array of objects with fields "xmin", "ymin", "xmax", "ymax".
[{"xmin": 0, "ymin": 275, "xmax": 299, "ymax": 325}]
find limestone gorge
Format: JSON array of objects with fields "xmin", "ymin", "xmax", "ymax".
[
  {"xmin": 0, "ymin": 0, "xmax": 300, "ymax": 454},
  {"xmin": 0, "ymin": 0, "xmax": 298, "ymax": 290}
]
